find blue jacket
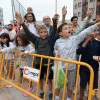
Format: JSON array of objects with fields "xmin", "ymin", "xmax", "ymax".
[{"xmin": 77, "ymin": 39, "xmax": 100, "ymax": 72}]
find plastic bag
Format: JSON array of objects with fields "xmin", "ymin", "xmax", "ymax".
[{"xmin": 53, "ymin": 61, "xmax": 68, "ymax": 88}]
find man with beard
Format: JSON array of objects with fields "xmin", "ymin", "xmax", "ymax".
[
  {"xmin": 13, "ymin": 20, "xmax": 20, "ymax": 35},
  {"xmin": 8, "ymin": 24, "xmax": 16, "ymax": 41}
]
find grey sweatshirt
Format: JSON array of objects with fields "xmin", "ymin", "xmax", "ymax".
[{"xmin": 54, "ymin": 24, "xmax": 98, "ymax": 70}]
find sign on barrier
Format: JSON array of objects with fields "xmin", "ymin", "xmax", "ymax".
[{"xmin": 23, "ymin": 66, "xmax": 40, "ymax": 82}]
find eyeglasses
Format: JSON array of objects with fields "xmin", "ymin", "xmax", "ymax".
[
  {"xmin": 43, "ymin": 18, "xmax": 50, "ymax": 20},
  {"xmin": 27, "ymin": 16, "xmax": 33, "ymax": 17}
]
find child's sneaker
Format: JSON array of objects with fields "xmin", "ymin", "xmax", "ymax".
[
  {"xmin": 39, "ymin": 92, "xmax": 44, "ymax": 99},
  {"xmin": 84, "ymin": 90, "xmax": 88, "ymax": 98},
  {"xmin": 73, "ymin": 87, "xmax": 78, "ymax": 94},
  {"xmin": 95, "ymin": 91, "xmax": 99, "ymax": 99},
  {"xmin": 49, "ymin": 93, "xmax": 53, "ymax": 100},
  {"xmin": 6, "ymin": 85, "xmax": 12, "ymax": 88},
  {"xmin": 24, "ymin": 85, "xmax": 34, "ymax": 97}
]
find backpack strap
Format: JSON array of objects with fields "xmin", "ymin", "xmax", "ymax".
[
  {"xmin": 47, "ymin": 37, "xmax": 53, "ymax": 50},
  {"xmin": 35, "ymin": 37, "xmax": 40, "ymax": 49},
  {"xmin": 35, "ymin": 37, "xmax": 53, "ymax": 50}
]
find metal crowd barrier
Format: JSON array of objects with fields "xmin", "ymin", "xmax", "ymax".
[{"xmin": 0, "ymin": 51, "xmax": 97, "ymax": 100}]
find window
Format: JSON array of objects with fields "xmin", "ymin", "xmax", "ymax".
[
  {"xmin": 90, "ymin": 0, "xmax": 95, "ymax": 2},
  {"xmin": 75, "ymin": 4, "xmax": 77, "ymax": 9},
  {"xmin": 78, "ymin": 12, "xmax": 81, "ymax": 17},
  {"xmin": 0, "ymin": 19, "xmax": 3, "ymax": 22},
  {"xmin": 78, "ymin": 2, "xmax": 81, "ymax": 7},
  {"xmin": 97, "ymin": 5, "xmax": 100, "ymax": 15},
  {"xmin": 74, "ymin": 13, "xmax": 77, "ymax": 16},
  {"xmin": 74, "ymin": 13, "xmax": 76, "ymax": 16}
]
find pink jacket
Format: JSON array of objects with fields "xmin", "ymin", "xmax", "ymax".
[{"xmin": 0, "ymin": 29, "xmax": 11, "ymax": 39}]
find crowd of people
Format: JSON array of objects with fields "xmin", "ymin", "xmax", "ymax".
[{"xmin": 0, "ymin": 6, "xmax": 100, "ymax": 100}]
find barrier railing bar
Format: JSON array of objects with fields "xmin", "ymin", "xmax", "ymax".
[
  {"xmin": 36, "ymin": 57, "xmax": 43, "ymax": 96},
  {"xmin": 44, "ymin": 58, "xmax": 50, "ymax": 100},
  {"xmin": 62, "ymin": 62, "xmax": 69, "ymax": 100},
  {"xmin": 53, "ymin": 61, "xmax": 59, "ymax": 100},
  {"xmin": 12, "ymin": 52, "xmax": 17, "ymax": 82},
  {"xmin": 17, "ymin": 53, "xmax": 22, "ymax": 83},
  {"xmin": 74, "ymin": 64, "xmax": 80, "ymax": 100},
  {"xmin": 4, "ymin": 53, "xmax": 9, "ymax": 79}
]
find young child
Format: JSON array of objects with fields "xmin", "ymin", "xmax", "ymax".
[
  {"xmin": 54, "ymin": 21, "xmax": 100, "ymax": 100},
  {"xmin": 0, "ymin": 33, "xmax": 14, "ymax": 87},
  {"xmin": 15, "ymin": 12, "xmax": 58, "ymax": 100},
  {"xmin": 14, "ymin": 33, "xmax": 35, "ymax": 96},
  {"xmin": 76, "ymin": 23, "xmax": 100, "ymax": 100}
]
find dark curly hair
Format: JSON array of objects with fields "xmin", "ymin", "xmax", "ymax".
[
  {"xmin": 0, "ymin": 33, "xmax": 11, "ymax": 47},
  {"xmin": 24, "ymin": 13, "xmax": 36, "ymax": 22},
  {"xmin": 71, "ymin": 16, "xmax": 78, "ymax": 22},
  {"xmin": 15, "ymin": 33, "xmax": 30, "ymax": 46}
]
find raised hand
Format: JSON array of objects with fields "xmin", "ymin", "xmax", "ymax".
[
  {"xmin": 86, "ymin": 34, "xmax": 94, "ymax": 41},
  {"xmin": 15, "ymin": 12, "xmax": 23, "ymax": 24},
  {"xmin": 86, "ymin": 8, "xmax": 94, "ymax": 22},
  {"xmin": 62, "ymin": 6, "xmax": 67, "ymax": 23},
  {"xmin": 52, "ymin": 14, "xmax": 60, "ymax": 20},
  {"xmin": 62, "ymin": 6, "xmax": 67, "ymax": 17},
  {"xmin": 88, "ymin": 8, "xmax": 94, "ymax": 18},
  {"xmin": 25, "ymin": 20, "xmax": 29, "ymax": 27}
]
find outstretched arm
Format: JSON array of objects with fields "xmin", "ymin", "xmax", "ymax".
[
  {"xmin": 0, "ymin": 43, "xmax": 15, "ymax": 53},
  {"xmin": 18, "ymin": 44, "xmax": 35, "ymax": 57},
  {"xmin": 15, "ymin": 12, "xmax": 37, "ymax": 44},
  {"xmin": 49, "ymin": 14, "xmax": 59, "ymax": 42},
  {"xmin": 75, "ymin": 21, "xmax": 100, "ymax": 45}
]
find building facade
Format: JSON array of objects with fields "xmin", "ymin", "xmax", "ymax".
[
  {"xmin": 73, "ymin": 0, "xmax": 100, "ymax": 21},
  {"xmin": 0, "ymin": 7, "xmax": 4, "ymax": 25}
]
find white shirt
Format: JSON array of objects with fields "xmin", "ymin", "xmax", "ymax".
[
  {"xmin": 28, "ymin": 22, "xmax": 37, "ymax": 36},
  {"xmin": 9, "ymin": 29, "xmax": 16, "ymax": 40}
]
